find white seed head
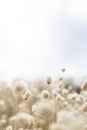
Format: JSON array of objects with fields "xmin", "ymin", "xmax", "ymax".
[
  {"xmin": 61, "ymin": 68, "xmax": 66, "ymax": 72},
  {"xmin": 6, "ymin": 125, "xmax": 13, "ymax": 130},
  {"xmin": 67, "ymin": 85, "xmax": 73, "ymax": 92},
  {"xmin": 13, "ymin": 80, "xmax": 28, "ymax": 94},
  {"xmin": 14, "ymin": 85, "xmax": 24, "ymax": 94},
  {"xmin": 46, "ymin": 76, "xmax": 52, "ymax": 84},
  {"xmin": 22, "ymin": 90, "xmax": 31, "ymax": 101},
  {"xmin": 71, "ymin": 93, "xmax": 78, "ymax": 101},
  {"xmin": 62, "ymin": 101, "xmax": 68, "ymax": 108},
  {"xmin": 28, "ymin": 116, "xmax": 35, "ymax": 128},
  {"xmin": 81, "ymin": 80, "xmax": 87, "ymax": 90},
  {"xmin": 61, "ymin": 88, "xmax": 68, "ymax": 96},
  {"xmin": 75, "ymin": 95, "xmax": 83, "ymax": 104},
  {"xmin": 0, "ymin": 119, "xmax": 6, "ymax": 125},
  {"xmin": 59, "ymin": 76, "xmax": 63, "ymax": 81},
  {"xmin": 41, "ymin": 90, "xmax": 50, "ymax": 99},
  {"xmin": 49, "ymin": 123, "xmax": 58, "ymax": 130},
  {"xmin": 52, "ymin": 89, "xmax": 58, "ymax": 98},
  {"xmin": 56, "ymin": 94, "xmax": 63, "ymax": 102},
  {"xmin": 57, "ymin": 118, "xmax": 64, "ymax": 129},
  {"xmin": 58, "ymin": 118, "xmax": 63, "ymax": 124},
  {"xmin": 75, "ymin": 97, "xmax": 81, "ymax": 103},
  {"xmin": 67, "ymin": 93, "xmax": 73, "ymax": 100},
  {"xmin": 57, "ymin": 81, "xmax": 64, "ymax": 90}
]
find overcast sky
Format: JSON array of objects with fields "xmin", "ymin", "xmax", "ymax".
[{"xmin": 0, "ymin": 0, "xmax": 87, "ymax": 81}]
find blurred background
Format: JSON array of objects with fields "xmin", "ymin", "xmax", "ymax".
[{"xmin": 0, "ymin": 0, "xmax": 87, "ymax": 81}]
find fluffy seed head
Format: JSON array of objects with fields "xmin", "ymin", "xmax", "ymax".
[
  {"xmin": 13, "ymin": 80, "xmax": 27, "ymax": 94},
  {"xmin": 81, "ymin": 80, "xmax": 87, "ymax": 90},
  {"xmin": 57, "ymin": 81, "xmax": 64, "ymax": 90},
  {"xmin": 46, "ymin": 76, "xmax": 52, "ymax": 84},
  {"xmin": 61, "ymin": 68, "xmax": 66, "ymax": 72},
  {"xmin": 61, "ymin": 88, "xmax": 68, "ymax": 96},
  {"xmin": 58, "ymin": 118, "xmax": 63, "ymax": 124},
  {"xmin": 22, "ymin": 90, "xmax": 31, "ymax": 101},
  {"xmin": 67, "ymin": 93, "xmax": 73, "ymax": 100},
  {"xmin": 28, "ymin": 116, "xmax": 35, "ymax": 128},
  {"xmin": 56, "ymin": 94, "xmax": 63, "ymax": 102},
  {"xmin": 71, "ymin": 93, "xmax": 78, "ymax": 101},
  {"xmin": 62, "ymin": 101, "xmax": 68, "ymax": 108},
  {"xmin": 0, "ymin": 119, "xmax": 6, "ymax": 125},
  {"xmin": 6, "ymin": 125, "xmax": 13, "ymax": 130},
  {"xmin": 49, "ymin": 123, "xmax": 58, "ymax": 130},
  {"xmin": 59, "ymin": 76, "xmax": 63, "ymax": 81},
  {"xmin": 41, "ymin": 90, "xmax": 50, "ymax": 99},
  {"xmin": 67, "ymin": 85, "xmax": 73, "ymax": 92},
  {"xmin": 52, "ymin": 89, "xmax": 58, "ymax": 98}
]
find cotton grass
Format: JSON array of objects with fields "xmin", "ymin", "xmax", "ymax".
[{"xmin": 0, "ymin": 75, "xmax": 87, "ymax": 130}]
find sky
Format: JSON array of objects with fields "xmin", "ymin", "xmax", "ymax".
[{"xmin": 0, "ymin": 0, "xmax": 87, "ymax": 81}]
